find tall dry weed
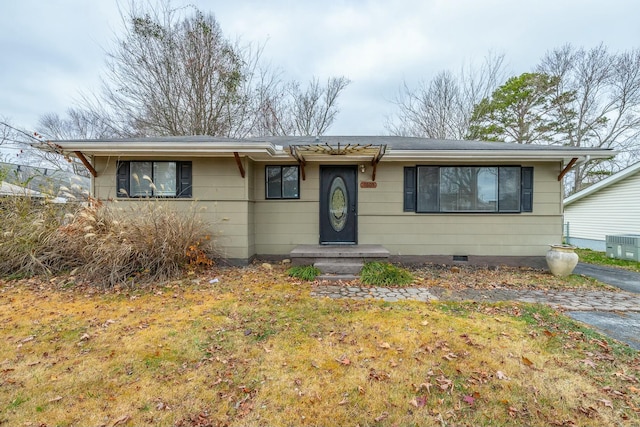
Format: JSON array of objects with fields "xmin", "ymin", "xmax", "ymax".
[
  {"xmin": 1, "ymin": 196, "xmax": 216, "ymax": 287},
  {"xmin": 0, "ymin": 196, "xmax": 71, "ymax": 277}
]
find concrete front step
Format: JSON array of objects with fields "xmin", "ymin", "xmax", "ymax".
[
  {"xmin": 317, "ymin": 274, "xmax": 359, "ymax": 282},
  {"xmin": 290, "ymin": 244, "xmax": 389, "ymax": 266},
  {"xmin": 314, "ymin": 261, "xmax": 363, "ymax": 275}
]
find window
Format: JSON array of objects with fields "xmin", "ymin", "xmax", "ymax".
[
  {"xmin": 265, "ymin": 165, "xmax": 299, "ymax": 199},
  {"xmin": 117, "ymin": 161, "xmax": 192, "ymax": 198},
  {"xmin": 404, "ymin": 166, "xmax": 533, "ymax": 213}
]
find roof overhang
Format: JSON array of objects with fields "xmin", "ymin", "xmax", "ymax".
[
  {"xmin": 46, "ymin": 137, "xmax": 616, "ymax": 181},
  {"xmin": 381, "ymin": 149, "xmax": 612, "ymax": 164},
  {"xmin": 48, "ymin": 140, "xmax": 288, "ymax": 159}
]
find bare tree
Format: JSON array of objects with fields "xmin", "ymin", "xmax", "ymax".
[
  {"xmin": 92, "ymin": 3, "xmax": 246, "ymax": 137},
  {"xmin": 289, "ymin": 77, "xmax": 351, "ymax": 136},
  {"xmin": 39, "ymin": 108, "xmax": 119, "ymax": 140},
  {"xmin": 69, "ymin": 1, "xmax": 349, "ymax": 138},
  {"xmin": 537, "ymin": 44, "xmax": 640, "ymax": 193},
  {"xmin": 387, "ymin": 53, "xmax": 507, "ymax": 139}
]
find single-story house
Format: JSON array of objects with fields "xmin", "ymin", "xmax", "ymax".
[
  {"xmin": 564, "ymin": 161, "xmax": 640, "ymax": 251},
  {"xmin": 49, "ymin": 136, "xmax": 612, "ymax": 267}
]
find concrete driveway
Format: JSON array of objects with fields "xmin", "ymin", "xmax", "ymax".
[{"xmin": 568, "ymin": 262, "xmax": 640, "ymax": 351}]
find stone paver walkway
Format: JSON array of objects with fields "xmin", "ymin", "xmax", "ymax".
[{"xmin": 311, "ymin": 285, "xmax": 640, "ymax": 312}]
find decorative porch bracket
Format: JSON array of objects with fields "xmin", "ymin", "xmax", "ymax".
[
  {"xmin": 558, "ymin": 157, "xmax": 578, "ymax": 181},
  {"xmin": 233, "ymin": 152, "xmax": 245, "ymax": 178},
  {"xmin": 74, "ymin": 151, "xmax": 97, "ymax": 177},
  {"xmin": 370, "ymin": 145, "xmax": 386, "ymax": 181},
  {"xmin": 289, "ymin": 145, "xmax": 306, "ymax": 181}
]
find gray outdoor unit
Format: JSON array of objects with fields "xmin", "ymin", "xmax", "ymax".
[{"xmin": 605, "ymin": 234, "xmax": 640, "ymax": 261}]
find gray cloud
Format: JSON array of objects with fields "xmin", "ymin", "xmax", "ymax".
[{"xmin": 1, "ymin": 0, "xmax": 639, "ymax": 135}]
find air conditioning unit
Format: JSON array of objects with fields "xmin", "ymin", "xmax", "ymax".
[{"xmin": 605, "ymin": 234, "xmax": 640, "ymax": 261}]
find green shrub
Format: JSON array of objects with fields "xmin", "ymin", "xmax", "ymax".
[
  {"xmin": 287, "ymin": 265, "xmax": 321, "ymax": 281},
  {"xmin": 360, "ymin": 262, "xmax": 413, "ymax": 286}
]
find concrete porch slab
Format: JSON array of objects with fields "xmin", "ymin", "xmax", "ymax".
[{"xmin": 290, "ymin": 244, "xmax": 390, "ymax": 259}]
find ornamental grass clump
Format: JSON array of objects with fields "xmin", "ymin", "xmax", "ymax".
[
  {"xmin": 0, "ymin": 196, "xmax": 70, "ymax": 278},
  {"xmin": 360, "ymin": 261, "xmax": 413, "ymax": 286},
  {"xmin": 54, "ymin": 200, "xmax": 216, "ymax": 287},
  {"xmin": 0, "ymin": 195, "xmax": 216, "ymax": 287},
  {"xmin": 287, "ymin": 265, "xmax": 321, "ymax": 281}
]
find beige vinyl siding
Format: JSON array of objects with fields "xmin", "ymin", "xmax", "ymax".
[
  {"xmin": 357, "ymin": 162, "xmax": 563, "ymax": 257},
  {"xmin": 253, "ymin": 163, "xmax": 319, "ymax": 254},
  {"xmin": 564, "ymin": 171, "xmax": 640, "ymax": 241},
  {"xmin": 93, "ymin": 156, "xmax": 252, "ymax": 260},
  {"xmin": 92, "ymin": 156, "xmax": 565, "ymax": 259}
]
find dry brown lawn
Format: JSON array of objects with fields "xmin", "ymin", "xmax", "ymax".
[{"xmin": 1, "ymin": 264, "xmax": 638, "ymax": 427}]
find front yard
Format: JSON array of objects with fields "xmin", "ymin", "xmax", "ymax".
[{"xmin": 1, "ymin": 264, "xmax": 639, "ymax": 426}]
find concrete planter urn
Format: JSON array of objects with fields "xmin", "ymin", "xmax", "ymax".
[{"xmin": 546, "ymin": 244, "xmax": 579, "ymax": 277}]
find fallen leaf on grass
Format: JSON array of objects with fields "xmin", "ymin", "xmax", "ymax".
[
  {"xmin": 409, "ymin": 396, "xmax": 427, "ymax": 408},
  {"xmin": 374, "ymin": 411, "xmax": 389, "ymax": 422},
  {"xmin": 521, "ymin": 356, "xmax": 534, "ymax": 368},
  {"xmin": 48, "ymin": 396, "xmax": 63, "ymax": 403},
  {"xmin": 598, "ymin": 399, "xmax": 613, "ymax": 409},
  {"xmin": 336, "ymin": 356, "xmax": 351, "ymax": 366},
  {"xmin": 378, "ymin": 342, "xmax": 391, "ymax": 349},
  {"xmin": 496, "ymin": 370, "xmax": 509, "ymax": 380},
  {"xmin": 580, "ymin": 358, "xmax": 596, "ymax": 369},
  {"xmin": 112, "ymin": 414, "xmax": 131, "ymax": 426}
]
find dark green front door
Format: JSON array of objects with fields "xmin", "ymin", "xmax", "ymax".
[{"xmin": 319, "ymin": 166, "xmax": 357, "ymax": 244}]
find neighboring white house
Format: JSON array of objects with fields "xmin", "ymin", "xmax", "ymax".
[{"xmin": 564, "ymin": 162, "xmax": 640, "ymax": 251}]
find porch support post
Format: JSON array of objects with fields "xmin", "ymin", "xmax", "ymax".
[
  {"xmin": 73, "ymin": 151, "xmax": 97, "ymax": 177},
  {"xmin": 558, "ymin": 157, "xmax": 578, "ymax": 181},
  {"xmin": 233, "ymin": 152, "xmax": 245, "ymax": 178}
]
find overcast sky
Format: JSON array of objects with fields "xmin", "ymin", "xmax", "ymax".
[{"xmin": 1, "ymin": 0, "xmax": 639, "ymax": 137}]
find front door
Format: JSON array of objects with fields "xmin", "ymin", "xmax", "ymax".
[{"xmin": 320, "ymin": 166, "xmax": 357, "ymax": 244}]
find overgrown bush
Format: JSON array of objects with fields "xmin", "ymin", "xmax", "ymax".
[
  {"xmin": 0, "ymin": 196, "xmax": 216, "ymax": 287},
  {"xmin": 0, "ymin": 196, "xmax": 69, "ymax": 278},
  {"xmin": 360, "ymin": 261, "xmax": 413, "ymax": 286}
]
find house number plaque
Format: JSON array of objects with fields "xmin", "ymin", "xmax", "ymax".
[{"xmin": 360, "ymin": 181, "xmax": 377, "ymax": 188}]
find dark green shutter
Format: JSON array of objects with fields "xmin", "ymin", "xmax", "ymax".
[
  {"xmin": 521, "ymin": 167, "xmax": 533, "ymax": 212},
  {"xmin": 116, "ymin": 161, "xmax": 130, "ymax": 197},
  {"xmin": 404, "ymin": 167, "xmax": 416, "ymax": 212},
  {"xmin": 178, "ymin": 162, "xmax": 192, "ymax": 198}
]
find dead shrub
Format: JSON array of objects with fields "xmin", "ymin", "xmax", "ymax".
[
  {"xmin": 52, "ymin": 200, "xmax": 217, "ymax": 287},
  {"xmin": 0, "ymin": 197, "xmax": 216, "ymax": 287},
  {"xmin": 0, "ymin": 196, "xmax": 73, "ymax": 278}
]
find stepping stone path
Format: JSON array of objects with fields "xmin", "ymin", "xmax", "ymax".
[{"xmin": 311, "ymin": 285, "xmax": 640, "ymax": 312}]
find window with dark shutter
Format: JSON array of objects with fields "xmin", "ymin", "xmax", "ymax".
[
  {"xmin": 520, "ymin": 167, "xmax": 534, "ymax": 212},
  {"xmin": 116, "ymin": 160, "xmax": 192, "ymax": 198},
  {"xmin": 178, "ymin": 162, "xmax": 192, "ymax": 197},
  {"xmin": 116, "ymin": 161, "xmax": 130, "ymax": 197},
  {"xmin": 404, "ymin": 165, "xmax": 534, "ymax": 214},
  {"xmin": 403, "ymin": 167, "xmax": 416, "ymax": 211}
]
